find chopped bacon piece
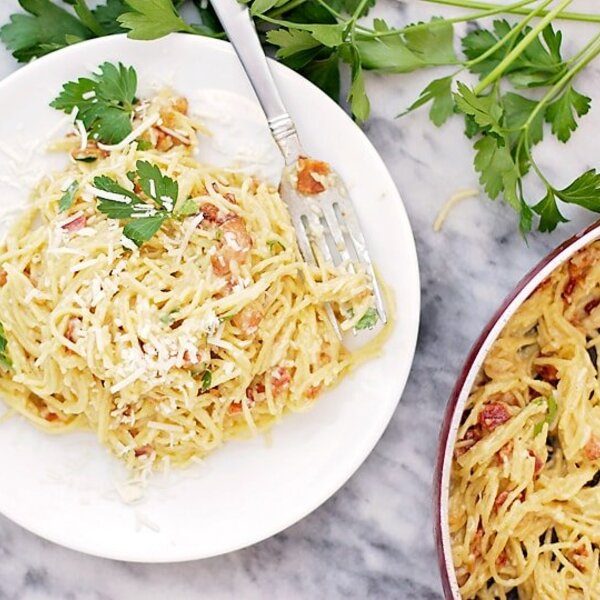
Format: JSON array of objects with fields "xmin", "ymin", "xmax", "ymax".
[
  {"xmin": 584, "ymin": 435, "xmax": 600, "ymax": 460},
  {"xmin": 496, "ymin": 550, "xmax": 509, "ymax": 568},
  {"xmin": 569, "ymin": 544, "xmax": 589, "ymax": 571},
  {"xmin": 296, "ymin": 157, "xmax": 330, "ymax": 195},
  {"xmin": 200, "ymin": 203, "xmax": 219, "ymax": 223},
  {"xmin": 0, "ymin": 270, "xmax": 6, "ymax": 286},
  {"xmin": 497, "ymin": 440, "xmax": 514, "ymax": 464},
  {"xmin": 563, "ymin": 252, "xmax": 594, "ymax": 304},
  {"xmin": 245, "ymin": 381, "xmax": 265, "ymax": 404},
  {"xmin": 61, "ymin": 214, "xmax": 86, "ymax": 233},
  {"xmin": 232, "ymin": 304, "xmax": 263, "ymax": 336},
  {"xmin": 478, "ymin": 402, "xmax": 511, "ymax": 431},
  {"xmin": 44, "ymin": 412, "xmax": 58, "ymax": 422},
  {"xmin": 306, "ymin": 385, "xmax": 322, "ymax": 400},
  {"xmin": 223, "ymin": 192, "xmax": 236, "ymax": 204},
  {"xmin": 534, "ymin": 363, "xmax": 559, "ymax": 385},
  {"xmin": 585, "ymin": 298, "xmax": 600, "ymax": 315},
  {"xmin": 134, "ymin": 444, "xmax": 152, "ymax": 457},
  {"xmin": 470, "ymin": 527, "xmax": 484, "ymax": 559},
  {"xmin": 494, "ymin": 490, "xmax": 509, "ymax": 509},
  {"xmin": 65, "ymin": 317, "xmax": 82, "ymax": 342},
  {"xmin": 228, "ymin": 402, "xmax": 243, "ymax": 414},
  {"xmin": 211, "ymin": 216, "xmax": 252, "ymax": 275},
  {"xmin": 271, "ymin": 366, "xmax": 291, "ymax": 396},
  {"xmin": 455, "ymin": 425, "xmax": 483, "ymax": 457},
  {"xmin": 199, "ymin": 202, "xmax": 233, "ymax": 226},
  {"xmin": 528, "ymin": 450, "xmax": 545, "ymax": 475}
]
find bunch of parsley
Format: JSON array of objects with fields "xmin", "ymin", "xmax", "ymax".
[{"xmin": 3, "ymin": 0, "xmax": 600, "ymax": 233}]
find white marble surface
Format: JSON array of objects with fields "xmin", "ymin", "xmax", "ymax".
[{"xmin": 0, "ymin": 1, "xmax": 599, "ymax": 598}]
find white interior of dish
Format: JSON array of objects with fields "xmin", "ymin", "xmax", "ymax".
[{"xmin": 438, "ymin": 224, "xmax": 600, "ymax": 598}]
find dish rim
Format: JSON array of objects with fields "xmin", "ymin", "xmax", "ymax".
[
  {"xmin": 0, "ymin": 33, "xmax": 421, "ymax": 562},
  {"xmin": 434, "ymin": 219, "xmax": 600, "ymax": 598}
]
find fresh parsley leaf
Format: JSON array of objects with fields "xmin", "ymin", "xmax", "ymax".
[
  {"xmin": 0, "ymin": 323, "xmax": 11, "ymax": 372},
  {"xmin": 118, "ymin": 0, "xmax": 194, "ymax": 40},
  {"xmin": 92, "ymin": 0, "xmax": 129, "ymax": 34},
  {"xmin": 502, "ymin": 92, "xmax": 544, "ymax": 147},
  {"xmin": 533, "ymin": 395, "xmax": 557, "ymax": 436},
  {"xmin": 454, "ymin": 83, "xmax": 503, "ymax": 135},
  {"xmin": 93, "ymin": 174, "xmax": 139, "ymax": 202},
  {"xmin": 355, "ymin": 21, "xmax": 422, "ymax": 73},
  {"xmin": 462, "ymin": 21, "xmax": 566, "ymax": 88},
  {"xmin": 250, "ymin": 0, "xmax": 286, "ymax": 16},
  {"xmin": 533, "ymin": 189, "xmax": 568, "ymax": 233},
  {"xmin": 174, "ymin": 198, "xmax": 198, "ymax": 218},
  {"xmin": 68, "ymin": 0, "xmax": 105, "ymax": 37},
  {"xmin": 356, "ymin": 308, "xmax": 378, "ymax": 330},
  {"xmin": 59, "ymin": 180, "xmax": 79, "ymax": 213},
  {"xmin": 123, "ymin": 214, "xmax": 168, "ymax": 247},
  {"xmin": 201, "ymin": 369, "xmax": 212, "ymax": 391},
  {"xmin": 136, "ymin": 139, "xmax": 153, "ymax": 151},
  {"xmin": 94, "ymin": 163, "xmax": 184, "ymax": 245},
  {"xmin": 400, "ymin": 76, "xmax": 454, "ymax": 126},
  {"xmin": 308, "ymin": 24, "xmax": 344, "ymax": 48},
  {"xmin": 403, "ymin": 18, "xmax": 457, "ymax": 65},
  {"xmin": 300, "ymin": 52, "xmax": 340, "ymax": 101},
  {"xmin": 50, "ymin": 62, "xmax": 137, "ymax": 144},
  {"xmin": 472, "ymin": 135, "xmax": 517, "ymax": 200},
  {"xmin": 555, "ymin": 170, "xmax": 600, "ymax": 211},
  {"xmin": 345, "ymin": 45, "xmax": 369, "ymax": 121},
  {"xmin": 0, "ymin": 0, "xmax": 93, "ymax": 62},
  {"xmin": 135, "ymin": 160, "xmax": 178, "ymax": 210},
  {"xmin": 330, "ymin": 0, "xmax": 375, "ymax": 16},
  {"xmin": 267, "ymin": 28, "xmax": 321, "ymax": 59},
  {"xmin": 545, "ymin": 85, "xmax": 591, "ymax": 143}
]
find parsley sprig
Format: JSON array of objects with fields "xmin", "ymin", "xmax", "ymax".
[
  {"xmin": 50, "ymin": 61, "xmax": 137, "ymax": 144},
  {"xmin": 5, "ymin": 1, "xmax": 600, "ymax": 234},
  {"xmin": 400, "ymin": 7, "xmax": 600, "ymax": 233},
  {"xmin": 94, "ymin": 160, "xmax": 195, "ymax": 246}
]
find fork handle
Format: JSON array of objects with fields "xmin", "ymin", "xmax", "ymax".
[{"xmin": 211, "ymin": 0, "xmax": 301, "ymax": 165}]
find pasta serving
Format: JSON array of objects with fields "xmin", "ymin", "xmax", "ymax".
[
  {"xmin": 450, "ymin": 241, "xmax": 600, "ymax": 599},
  {"xmin": 0, "ymin": 87, "xmax": 387, "ymax": 474}
]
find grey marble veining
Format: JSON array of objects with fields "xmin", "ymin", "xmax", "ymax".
[{"xmin": 1, "ymin": 1, "xmax": 600, "ymax": 599}]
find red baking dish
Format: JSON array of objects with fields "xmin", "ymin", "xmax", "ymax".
[{"xmin": 433, "ymin": 220, "xmax": 600, "ymax": 599}]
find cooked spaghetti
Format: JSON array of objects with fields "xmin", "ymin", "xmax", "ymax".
[
  {"xmin": 450, "ymin": 241, "xmax": 600, "ymax": 599},
  {"xmin": 0, "ymin": 91, "xmax": 388, "ymax": 473}
]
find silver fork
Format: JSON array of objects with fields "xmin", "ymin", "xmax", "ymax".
[{"xmin": 211, "ymin": 0, "xmax": 387, "ymax": 332}]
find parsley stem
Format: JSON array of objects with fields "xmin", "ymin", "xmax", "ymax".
[
  {"xmin": 421, "ymin": 0, "xmax": 600, "ymax": 23},
  {"xmin": 357, "ymin": 0, "xmax": 538, "ymax": 39},
  {"xmin": 473, "ymin": 0, "xmax": 574, "ymax": 94}
]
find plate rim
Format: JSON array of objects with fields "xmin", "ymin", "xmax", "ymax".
[{"xmin": 0, "ymin": 32, "xmax": 421, "ymax": 562}]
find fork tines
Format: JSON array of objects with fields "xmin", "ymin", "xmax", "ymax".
[{"xmin": 281, "ymin": 164, "xmax": 387, "ymax": 332}]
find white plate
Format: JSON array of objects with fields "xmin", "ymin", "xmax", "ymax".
[{"xmin": 0, "ymin": 34, "xmax": 420, "ymax": 562}]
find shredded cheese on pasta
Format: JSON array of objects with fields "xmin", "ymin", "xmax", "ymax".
[{"xmin": 0, "ymin": 91, "xmax": 390, "ymax": 474}]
